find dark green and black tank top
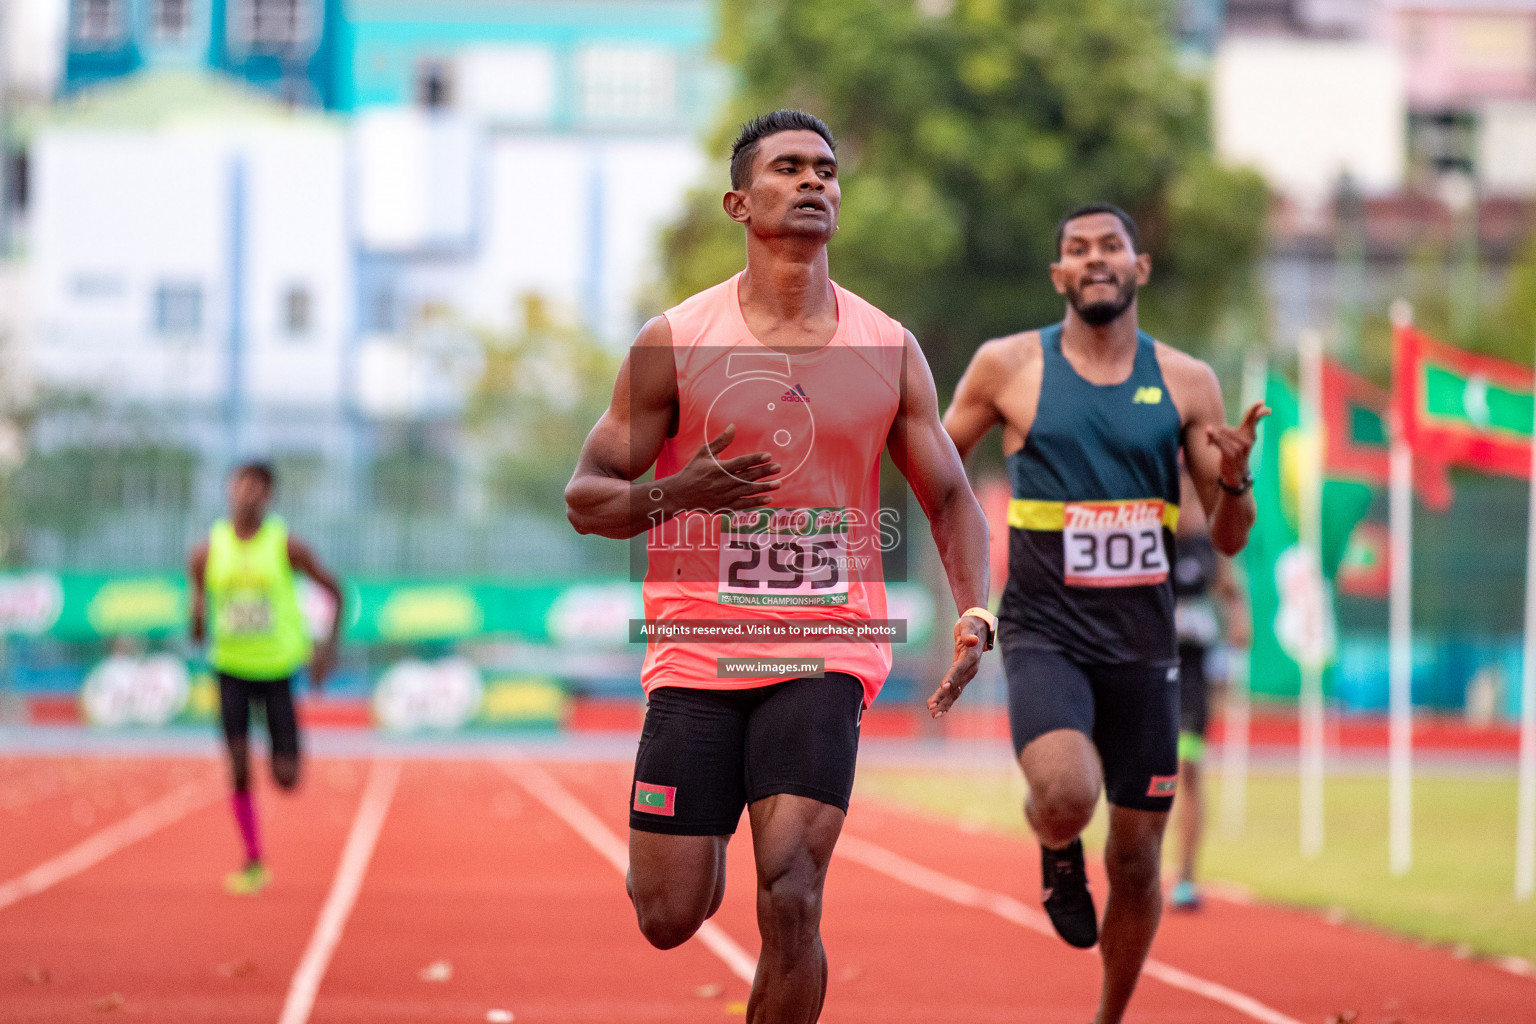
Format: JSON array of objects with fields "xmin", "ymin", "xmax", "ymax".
[{"xmin": 998, "ymin": 322, "xmax": 1182, "ymax": 663}]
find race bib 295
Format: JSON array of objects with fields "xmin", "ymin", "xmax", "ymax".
[{"xmin": 717, "ymin": 507, "xmax": 851, "ymax": 607}]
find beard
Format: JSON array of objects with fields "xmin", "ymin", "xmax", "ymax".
[{"xmin": 1067, "ymin": 276, "xmax": 1137, "ymax": 326}]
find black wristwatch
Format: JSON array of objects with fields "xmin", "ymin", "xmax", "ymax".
[{"xmin": 1217, "ymin": 472, "xmax": 1254, "ymax": 497}]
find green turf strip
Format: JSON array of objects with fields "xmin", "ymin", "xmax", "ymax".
[{"xmin": 854, "ymin": 768, "xmax": 1536, "ymax": 964}]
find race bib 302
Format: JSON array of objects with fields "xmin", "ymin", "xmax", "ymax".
[{"xmin": 1062, "ymin": 500, "xmax": 1170, "ymax": 588}]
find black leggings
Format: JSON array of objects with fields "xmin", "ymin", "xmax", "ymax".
[{"xmin": 217, "ymin": 673, "xmax": 300, "ymax": 792}]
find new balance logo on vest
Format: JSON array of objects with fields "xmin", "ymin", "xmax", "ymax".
[
  {"xmin": 1132, "ymin": 386, "xmax": 1162, "ymax": 405},
  {"xmin": 780, "ymin": 384, "xmax": 811, "ymax": 403}
]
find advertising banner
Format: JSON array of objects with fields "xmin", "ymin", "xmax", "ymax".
[{"xmin": 2, "ymin": 573, "xmax": 935, "ymax": 731}]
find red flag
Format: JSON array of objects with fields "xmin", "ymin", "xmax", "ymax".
[
  {"xmin": 1324, "ymin": 356, "xmax": 1453, "ymax": 510},
  {"xmin": 1393, "ymin": 324, "xmax": 1534, "ymax": 481}
]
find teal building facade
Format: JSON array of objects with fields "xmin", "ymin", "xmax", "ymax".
[
  {"xmin": 62, "ymin": 0, "xmax": 719, "ymax": 126},
  {"xmin": 64, "ymin": 0, "xmax": 350, "ymax": 107}
]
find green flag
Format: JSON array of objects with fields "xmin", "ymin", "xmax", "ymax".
[{"xmin": 1244, "ymin": 373, "xmax": 1375, "ymax": 698}]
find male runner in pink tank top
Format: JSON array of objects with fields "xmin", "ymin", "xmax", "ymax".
[{"xmin": 567, "ymin": 110, "xmax": 993, "ymax": 1023}]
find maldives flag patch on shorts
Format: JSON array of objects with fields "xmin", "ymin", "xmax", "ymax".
[
  {"xmin": 1147, "ymin": 774, "xmax": 1178, "ymax": 797},
  {"xmin": 633, "ymin": 782, "xmax": 677, "ymax": 816}
]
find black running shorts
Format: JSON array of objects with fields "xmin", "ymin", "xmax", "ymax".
[
  {"xmin": 629, "ymin": 673, "xmax": 863, "ymax": 836},
  {"xmin": 217, "ymin": 673, "xmax": 300, "ymax": 759},
  {"xmin": 1000, "ymin": 623, "xmax": 1179, "ymax": 813}
]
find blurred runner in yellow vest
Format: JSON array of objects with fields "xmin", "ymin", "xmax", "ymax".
[{"xmin": 188, "ymin": 461, "xmax": 344, "ymax": 895}]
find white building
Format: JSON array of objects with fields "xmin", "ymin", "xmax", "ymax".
[
  {"xmin": 349, "ymin": 109, "xmax": 704, "ymax": 416},
  {"xmin": 28, "ymin": 70, "xmax": 709, "ymax": 420},
  {"xmin": 1212, "ymin": 37, "xmax": 1409, "ymax": 205},
  {"xmin": 32, "ymin": 117, "xmax": 353, "ymax": 411},
  {"xmin": 1213, "ymin": 0, "xmax": 1536, "ymax": 201}
]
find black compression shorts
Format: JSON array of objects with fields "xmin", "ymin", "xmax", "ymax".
[
  {"xmin": 629, "ymin": 674, "xmax": 863, "ymax": 836},
  {"xmin": 1000, "ymin": 622, "xmax": 1180, "ymax": 813},
  {"xmin": 217, "ymin": 673, "xmax": 300, "ymax": 759}
]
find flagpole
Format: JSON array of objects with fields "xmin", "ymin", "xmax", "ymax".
[
  {"xmin": 1222, "ymin": 352, "xmax": 1267, "ymax": 838},
  {"xmin": 1518, "ymin": 321, "xmax": 1536, "ymax": 901},
  {"xmin": 1388, "ymin": 299, "xmax": 1415, "ymax": 877},
  {"xmin": 1298, "ymin": 328, "xmax": 1326, "ymax": 860}
]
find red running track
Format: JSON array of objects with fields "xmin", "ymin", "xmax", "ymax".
[{"xmin": 0, "ymin": 753, "xmax": 1531, "ymax": 1023}]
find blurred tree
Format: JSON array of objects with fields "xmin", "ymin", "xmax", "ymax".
[
  {"xmin": 1488, "ymin": 229, "xmax": 1536, "ymax": 366},
  {"xmin": 662, "ymin": 0, "xmax": 1269, "ymax": 395},
  {"xmin": 1352, "ymin": 227, "xmax": 1536, "ymax": 383},
  {"xmin": 466, "ymin": 296, "xmax": 621, "ymax": 513}
]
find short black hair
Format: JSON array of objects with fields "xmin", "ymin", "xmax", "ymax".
[
  {"xmin": 729, "ymin": 110, "xmax": 836, "ymax": 191},
  {"xmin": 233, "ymin": 460, "xmax": 275, "ymax": 492},
  {"xmin": 1055, "ymin": 203, "xmax": 1140, "ymax": 256}
]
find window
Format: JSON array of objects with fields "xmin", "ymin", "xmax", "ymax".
[
  {"xmin": 153, "ymin": 0, "xmax": 193, "ymax": 41},
  {"xmin": 283, "ymin": 285, "xmax": 312, "ymax": 336},
  {"xmin": 154, "ymin": 283, "xmax": 203, "ymax": 335},
  {"xmin": 6, "ymin": 152, "xmax": 26, "ymax": 214},
  {"xmin": 1453, "ymin": 14, "xmax": 1535, "ymax": 75},
  {"xmin": 230, "ymin": 0, "xmax": 309, "ymax": 51},
  {"xmin": 417, "ymin": 60, "xmax": 452, "ymax": 109},
  {"xmin": 1409, "ymin": 110, "xmax": 1477, "ymax": 178},
  {"xmin": 370, "ymin": 289, "xmax": 397, "ymax": 334},
  {"xmin": 72, "ymin": 0, "xmax": 125, "ymax": 44},
  {"xmin": 577, "ymin": 47, "xmax": 677, "ymax": 124},
  {"xmin": 455, "ymin": 46, "xmax": 556, "ymax": 123},
  {"xmin": 72, "ymin": 272, "xmax": 125, "ymax": 300}
]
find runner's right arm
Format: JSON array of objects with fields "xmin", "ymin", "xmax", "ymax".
[
  {"xmin": 187, "ymin": 544, "xmax": 209, "ymax": 645},
  {"xmin": 891, "ymin": 331, "xmax": 992, "ymax": 717},
  {"xmin": 566, "ymin": 316, "xmax": 782, "ymax": 540}
]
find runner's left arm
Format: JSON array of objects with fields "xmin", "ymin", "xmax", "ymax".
[
  {"xmin": 288, "ymin": 537, "xmax": 344, "ymax": 688},
  {"xmin": 187, "ymin": 543, "xmax": 209, "ymax": 646},
  {"xmin": 1177, "ymin": 358, "xmax": 1268, "ymax": 557},
  {"xmin": 888, "ymin": 331, "xmax": 992, "ymax": 717}
]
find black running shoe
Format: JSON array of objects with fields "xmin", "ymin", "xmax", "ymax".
[{"xmin": 1040, "ymin": 838, "xmax": 1098, "ymax": 948}]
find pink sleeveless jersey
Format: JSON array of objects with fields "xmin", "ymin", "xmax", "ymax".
[{"xmin": 641, "ymin": 272, "xmax": 907, "ymax": 708}]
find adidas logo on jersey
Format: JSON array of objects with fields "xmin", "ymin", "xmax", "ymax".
[
  {"xmin": 780, "ymin": 384, "xmax": 811, "ymax": 403},
  {"xmin": 1132, "ymin": 386, "xmax": 1163, "ymax": 405}
]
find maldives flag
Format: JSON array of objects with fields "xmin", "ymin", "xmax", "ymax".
[
  {"xmin": 633, "ymin": 781, "xmax": 676, "ymax": 816},
  {"xmin": 1324, "ymin": 357, "xmax": 1453, "ymax": 509},
  {"xmin": 1393, "ymin": 324, "xmax": 1534, "ymax": 479}
]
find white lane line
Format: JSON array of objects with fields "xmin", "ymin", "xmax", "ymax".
[
  {"xmin": 0, "ymin": 780, "xmax": 219, "ymax": 911},
  {"xmin": 1140, "ymin": 960, "xmax": 1306, "ymax": 1024},
  {"xmin": 835, "ymin": 833, "xmax": 1305, "ymax": 1024},
  {"xmin": 278, "ymin": 761, "xmax": 401, "ymax": 1024},
  {"xmin": 500, "ymin": 759, "xmax": 759, "ymax": 985}
]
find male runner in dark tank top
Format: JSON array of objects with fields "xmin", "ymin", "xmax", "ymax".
[{"xmin": 943, "ymin": 205, "xmax": 1268, "ymax": 1024}]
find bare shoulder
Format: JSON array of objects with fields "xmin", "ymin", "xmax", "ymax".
[
  {"xmin": 1153, "ymin": 341, "xmax": 1221, "ymax": 419},
  {"xmin": 968, "ymin": 329, "xmax": 1041, "ymax": 384},
  {"xmin": 623, "ymin": 315, "xmax": 677, "ymax": 408},
  {"xmin": 286, "ymin": 534, "xmax": 316, "ymax": 566},
  {"xmin": 632, "ymin": 314, "xmax": 674, "ymax": 349}
]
